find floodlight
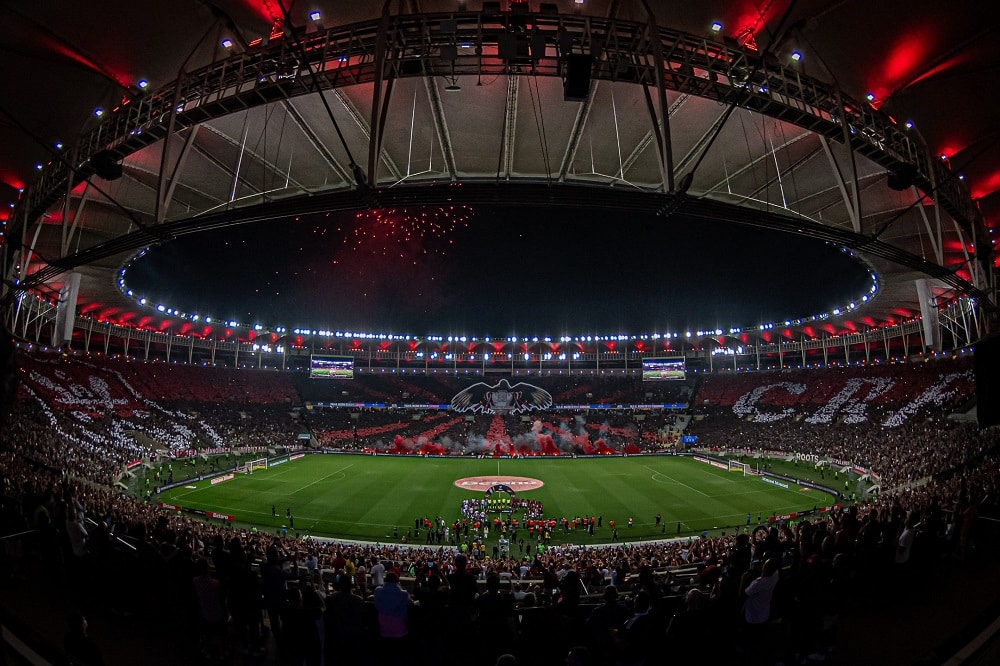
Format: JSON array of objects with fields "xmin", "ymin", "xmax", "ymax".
[
  {"xmin": 711, "ymin": 22, "xmax": 723, "ymax": 32},
  {"xmin": 221, "ymin": 38, "xmax": 233, "ymax": 49},
  {"xmin": 309, "ymin": 11, "xmax": 321, "ymax": 21},
  {"xmin": 790, "ymin": 51, "xmax": 802, "ymax": 61}
]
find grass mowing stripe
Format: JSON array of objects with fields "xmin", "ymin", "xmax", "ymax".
[
  {"xmin": 644, "ymin": 464, "xmax": 710, "ymax": 497},
  {"xmin": 286, "ymin": 463, "xmax": 354, "ymax": 495},
  {"xmin": 158, "ymin": 454, "xmax": 835, "ymax": 543}
]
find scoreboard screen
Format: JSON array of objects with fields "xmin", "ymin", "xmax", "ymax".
[
  {"xmin": 641, "ymin": 357, "xmax": 685, "ymax": 381},
  {"xmin": 309, "ymin": 355, "xmax": 355, "ymax": 380}
]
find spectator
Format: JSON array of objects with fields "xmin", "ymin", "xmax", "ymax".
[
  {"xmin": 585, "ymin": 585, "xmax": 631, "ymax": 662},
  {"xmin": 612, "ymin": 590, "xmax": 658, "ymax": 666},
  {"xmin": 373, "ymin": 571, "xmax": 411, "ymax": 658},
  {"xmin": 192, "ymin": 558, "xmax": 228, "ymax": 661},
  {"xmin": 741, "ymin": 558, "xmax": 780, "ymax": 664},
  {"xmin": 324, "ymin": 573, "xmax": 367, "ymax": 664},
  {"xmin": 64, "ymin": 612, "xmax": 105, "ymax": 666}
]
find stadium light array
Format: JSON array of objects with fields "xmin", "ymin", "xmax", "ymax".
[{"xmin": 116, "ymin": 249, "xmax": 879, "ymax": 345}]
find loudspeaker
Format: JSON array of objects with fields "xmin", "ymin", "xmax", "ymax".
[
  {"xmin": 887, "ymin": 163, "xmax": 917, "ymax": 191},
  {"xmin": 564, "ymin": 53, "xmax": 593, "ymax": 101},
  {"xmin": 531, "ymin": 34, "xmax": 547, "ymax": 59},
  {"xmin": 499, "ymin": 33, "xmax": 530, "ymax": 61},
  {"xmin": 90, "ymin": 150, "xmax": 123, "ymax": 180},
  {"xmin": 482, "ymin": 1, "xmax": 501, "ymax": 17},
  {"xmin": 975, "ymin": 335, "xmax": 1000, "ymax": 428}
]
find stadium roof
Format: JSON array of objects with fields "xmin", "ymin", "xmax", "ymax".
[{"xmin": 1, "ymin": 0, "xmax": 997, "ymax": 344}]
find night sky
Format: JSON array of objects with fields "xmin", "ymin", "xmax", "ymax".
[{"xmin": 125, "ymin": 205, "xmax": 874, "ymax": 337}]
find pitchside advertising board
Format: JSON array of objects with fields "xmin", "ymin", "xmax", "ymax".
[
  {"xmin": 642, "ymin": 357, "xmax": 685, "ymax": 381},
  {"xmin": 309, "ymin": 355, "xmax": 355, "ymax": 380}
]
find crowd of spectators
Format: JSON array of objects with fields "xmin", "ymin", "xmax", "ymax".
[
  {"xmin": 305, "ymin": 408, "xmax": 680, "ymax": 455},
  {"xmin": 293, "ymin": 371, "xmax": 689, "ymax": 408},
  {"xmin": 1, "ymin": 351, "xmax": 998, "ymax": 665},
  {"xmin": 688, "ymin": 356, "xmax": 981, "ymax": 489}
]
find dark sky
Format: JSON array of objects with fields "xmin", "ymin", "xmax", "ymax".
[{"xmin": 125, "ymin": 205, "xmax": 873, "ymax": 337}]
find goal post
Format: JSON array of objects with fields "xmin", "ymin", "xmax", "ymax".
[
  {"xmin": 728, "ymin": 460, "xmax": 750, "ymax": 476},
  {"xmin": 245, "ymin": 458, "xmax": 268, "ymax": 474}
]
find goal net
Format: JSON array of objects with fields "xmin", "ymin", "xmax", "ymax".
[
  {"xmin": 245, "ymin": 458, "xmax": 268, "ymax": 474},
  {"xmin": 728, "ymin": 460, "xmax": 750, "ymax": 476}
]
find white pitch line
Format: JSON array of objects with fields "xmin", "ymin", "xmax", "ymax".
[
  {"xmin": 644, "ymin": 465, "xmax": 709, "ymax": 497},
  {"xmin": 170, "ymin": 487, "xmax": 203, "ymax": 500},
  {"xmin": 287, "ymin": 463, "xmax": 354, "ymax": 495},
  {"xmin": 187, "ymin": 504, "xmax": 398, "ymax": 529}
]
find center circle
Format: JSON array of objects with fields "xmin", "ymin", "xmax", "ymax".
[{"xmin": 454, "ymin": 475, "xmax": 544, "ymax": 491}]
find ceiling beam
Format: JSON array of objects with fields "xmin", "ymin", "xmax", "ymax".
[
  {"xmin": 500, "ymin": 75, "xmax": 519, "ymax": 180},
  {"xmin": 200, "ymin": 121, "xmax": 309, "ymax": 193},
  {"xmin": 702, "ymin": 126, "xmax": 813, "ymax": 196},
  {"xmin": 281, "ymin": 99, "xmax": 354, "ymax": 185},
  {"xmin": 333, "ymin": 90, "xmax": 403, "ymax": 181},
  {"xmin": 422, "ymin": 76, "xmax": 457, "ymax": 180},
  {"xmin": 621, "ymin": 93, "xmax": 690, "ymax": 181}
]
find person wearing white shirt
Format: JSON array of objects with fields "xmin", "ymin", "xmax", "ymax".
[
  {"xmin": 742, "ymin": 558, "xmax": 780, "ymax": 625},
  {"xmin": 370, "ymin": 558, "xmax": 386, "ymax": 590}
]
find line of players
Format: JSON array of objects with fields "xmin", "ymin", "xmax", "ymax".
[{"xmin": 412, "ymin": 508, "xmax": 672, "ymax": 547}]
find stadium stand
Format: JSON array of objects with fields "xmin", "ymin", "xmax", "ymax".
[{"xmin": 1, "ymin": 351, "xmax": 999, "ymax": 665}]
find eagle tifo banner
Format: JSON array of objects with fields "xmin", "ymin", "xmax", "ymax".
[{"xmin": 451, "ymin": 379, "xmax": 553, "ymax": 415}]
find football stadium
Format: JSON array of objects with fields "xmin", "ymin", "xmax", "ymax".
[{"xmin": 1, "ymin": 2, "xmax": 1000, "ymax": 666}]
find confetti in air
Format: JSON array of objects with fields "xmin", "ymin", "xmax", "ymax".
[{"xmin": 343, "ymin": 206, "xmax": 472, "ymax": 258}]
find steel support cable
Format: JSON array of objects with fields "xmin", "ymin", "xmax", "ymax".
[
  {"xmin": 676, "ymin": 1, "xmax": 800, "ymax": 187},
  {"xmin": 13, "ymin": 181, "xmax": 990, "ymax": 311},
  {"xmin": 1, "ymin": 15, "xmax": 230, "ymax": 307},
  {"xmin": 737, "ymin": 111, "xmax": 761, "ymax": 195},
  {"xmin": 775, "ymin": 116, "xmax": 804, "ymax": 216},
  {"xmin": 274, "ymin": 0, "xmax": 366, "ymax": 190},
  {"xmin": 495, "ymin": 76, "xmax": 512, "ymax": 182},
  {"xmin": 871, "ymin": 133, "xmax": 1000, "ymax": 244},
  {"xmin": 0, "ymin": 106, "xmax": 164, "ymax": 244},
  {"xmin": 528, "ymin": 75, "xmax": 552, "ymax": 185}
]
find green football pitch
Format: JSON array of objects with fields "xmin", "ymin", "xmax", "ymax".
[{"xmin": 158, "ymin": 454, "xmax": 835, "ymax": 544}]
